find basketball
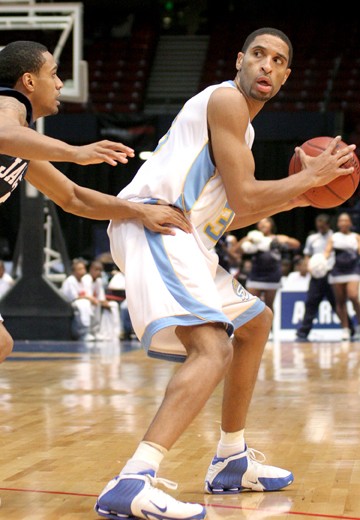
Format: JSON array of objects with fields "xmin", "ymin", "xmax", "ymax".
[{"xmin": 288, "ymin": 136, "xmax": 360, "ymax": 208}]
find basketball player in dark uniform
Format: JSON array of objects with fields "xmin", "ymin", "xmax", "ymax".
[{"xmin": 0, "ymin": 41, "xmax": 191, "ymax": 363}]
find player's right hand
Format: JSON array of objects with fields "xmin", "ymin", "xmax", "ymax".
[{"xmin": 74, "ymin": 140, "xmax": 135, "ymax": 166}]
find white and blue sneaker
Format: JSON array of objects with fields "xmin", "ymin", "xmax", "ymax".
[
  {"xmin": 205, "ymin": 446, "xmax": 293, "ymax": 494},
  {"xmin": 95, "ymin": 470, "xmax": 206, "ymax": 520}
]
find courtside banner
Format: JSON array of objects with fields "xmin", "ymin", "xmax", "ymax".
[
  {"xmin": 272, "ymin": 290, "xmax": 356, "ymax": 341},
  {"xmin": 280, "ymin": 291, "xmax": 341, "ymax": 330}
]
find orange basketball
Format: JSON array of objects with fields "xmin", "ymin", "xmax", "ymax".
[{"xmin": 288, "ymin": 136, "xmax": 360, "ymax": 208}]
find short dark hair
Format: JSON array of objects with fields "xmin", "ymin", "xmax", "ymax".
[
  {"xmin": 258, "ymin": 216, "xmax": 277, "ymax": 233},
  {"xmin": 0, "ymin": 41, "xmax": 48, "ymax": 88},
  {"xmin": 242, "ymin": 27, "xmax": 293, "ymax": 67},
  {"xmin": 315, "ymin": 213, "xmax": 331, "ymax": 225}
]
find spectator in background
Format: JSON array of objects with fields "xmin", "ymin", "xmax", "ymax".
[
  {"xmin": 0, "ymin": 260, "xmax": 14, "ymax": 299},
  {"xmin": 280, "ymin": 257, "xmax": 293, "ymax": 284},
  {"xmin": 296, "ymin": 213, "xmax": 354, "ymax": 342},
  {"xmin": 107, "ymin": 269, "xmax": 136, "ymax": 341},
  {"xmin": 82, "ymin": 260, "xmax": 121, "ymax": 341},
  {"xmin": 282, "ymin": 256, "xmax": 311, "ymax": 291},
  {"xmin": 236, "ymin": 217, "xmax": 300, "ymax": 312},
  {"xmin": 61, "ymin": 259, "xmax": 95, "ymax": 341},
  {"xmin": 235, "ymin": 257, "xmax": 252, "ymax": 288},
  {"xmin": 119, "ymin": 299, "xmax": 136, "ymax": 341},
  {"xmin": 214, "ymin": 231, "xmax": 240, "ymax": 274},
  {"xmin": 324, "ymin": 212, "xmax": 360, "ymax": 341}
]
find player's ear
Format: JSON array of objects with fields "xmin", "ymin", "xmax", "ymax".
[
  {"xmin": 21, "ymin": 72, "xmax": 35, "ymax": 92},
  {"xmin": 281, "ymin": 68, "xmax": 291, "ymax": 85},
  {"xmin": 236, "ymin": 52, "xmax": 244, "ymax": 71}
]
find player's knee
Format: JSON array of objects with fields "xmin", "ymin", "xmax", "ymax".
[
  {"xmin": 251, "ymin": 305, "xmax": 273, "ymax": 332},
  {"xmin": 178, "ymin": 323, "xmax": 233, "ymax": 372},
  {"xmin": 234, "ymin": 306, "xmax": 273, "ymax": 343},
  {"xmin": 0, "ymin": 327, "xmax": 14, "ymax": 362},
  {"xmin": 262, "ymin": 305, "xmax": 274, "ymax": 328}
]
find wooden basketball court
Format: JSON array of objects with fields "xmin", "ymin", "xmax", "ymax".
[{"xmin": 1, "ymin": 336, "xmax": 360, "ymax": 519}]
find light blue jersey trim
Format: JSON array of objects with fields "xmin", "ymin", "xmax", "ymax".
[
  {"xmin": 174, "ymin": 144, "xmax": 215, "ymax": 212},
  {"xmin": 142, "ymin": 315, "xmax": 226, "ymax": 362},
  {"xmin": 232, "ymin": 298, "xmax": 265, "ymax": 330},
  {"xmin": 143, "ymin": 229, "xmax": 234, "ymax": 343},
  {"xmin": 148, "ymin": 350, "xmax": 187, "ymax": 363},
  {"xmin": 145, "ymin": 229, "xmax": 233, "ymax": 324},
  {"xmin": 142, "ymin": 300, "xmax": 265, "ymax": 362}
]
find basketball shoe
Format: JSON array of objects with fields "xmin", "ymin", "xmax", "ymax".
[
  {"xmin": 95, "ymin": 470, "xmax": 206, "ymax": 520},
  {"xmin": 205, "ymin": 446, "xmax": 293, "ymax": 494}
]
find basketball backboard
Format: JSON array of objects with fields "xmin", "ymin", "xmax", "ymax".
[{"xmin": 0, "ymin": 2, "xmax": 88, "ymax": 103}]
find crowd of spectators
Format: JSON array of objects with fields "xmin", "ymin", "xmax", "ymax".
[
  {"xmin": 215, "ymin": 212, "xmax": 360, "ymax": 341},
  {"xmin": 1, "ymin": 210, "xmax": 360, "ymax": 344}
]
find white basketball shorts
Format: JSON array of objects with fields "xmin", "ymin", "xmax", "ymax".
[{"xmin": 108, "ymin": 220, "xmax": 265, "ymax": 362}]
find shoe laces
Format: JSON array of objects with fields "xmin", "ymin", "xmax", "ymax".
[
  {"xmin": 147, "ymin": 474, "xmax": 178, "ymax": 492},
  {"xmin": 247, "ymin": 447, "xmax": 266, "ymax": 464}
]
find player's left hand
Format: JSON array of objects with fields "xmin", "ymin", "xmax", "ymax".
[
  {"xmin": 138, "ymin": 204, "xmax": 192, "ymax": 235},
  {"xmin": 74, "ymin": 140, "xmax": 135, "ymax": 166}
]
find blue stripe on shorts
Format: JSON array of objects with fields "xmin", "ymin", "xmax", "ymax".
[{"xmin": 144, "ymin": 228, "xmax": 234, "ymax": 330}]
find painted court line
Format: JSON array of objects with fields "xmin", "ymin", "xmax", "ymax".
[
  {"xmin": 207, "ymin": 502, "xmax": 360, "ymax": 520},
  {"xmin": 0, "ymin": 487, "xmax": 360, "ymax": 520}
]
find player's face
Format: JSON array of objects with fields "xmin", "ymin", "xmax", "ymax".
[
  {"xmin": 236, "ymin": 34, "xmax": 291, "ymax": 103},
  {"xmin": 29, "ymin": 51, "xmax": 63, "ymax": 119}
]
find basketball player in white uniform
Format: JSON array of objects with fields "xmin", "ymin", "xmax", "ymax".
[
  {"xmin": 0, "ymin": 41, "xmax": 191, "ymax": 365},
  {"xmin": 96, "ymin": 28, "xmax": 356, "ymax": 520}
]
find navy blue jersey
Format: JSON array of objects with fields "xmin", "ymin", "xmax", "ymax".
[
  {"xmin": 0, "ymin": 87, "xmax": 33, "ymax": 204},
  {"xmin": 0, "ymin": 154, "xmax": 29, "ymax": 204}
]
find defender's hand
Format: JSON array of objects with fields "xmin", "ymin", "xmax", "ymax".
[
  {"xmin": 139, "ymin": 205, "xmax": 192, "ymax": 235},
  {"xmin": 75, "ymin": 140, "xmax": 135, "ymax": 166}
]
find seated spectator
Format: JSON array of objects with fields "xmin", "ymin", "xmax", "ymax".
[
  {"xmin": 107, "ymin": 270, "xmax": 136, "ymax": 340},
  {"xmin": 0, "ymin": 260, "xmax": 14, "ymax": 299},
  {"xmin": 106, "ymin": 269, "xmax": 126, "ymax": 302},
  {"xmin": 234, "ymin": 257, "xmax": 252, "ymax": 289},
  {"xmin": 281, "ymin": 257, "xmax": 311, "ymax": 291},
  {"xmin": 215, "ymin": 232, "xmax": 241, "ymax": 274},
  {"xmin": 61, "ymin": 259, "xmax": 96, "ymax": 341},
  {"xmin": 82, "ymin": 260, "xmax": 121, "ymax": 341},
  {"xmin": 120, "ymin": 299, "xmax": 136, "ymax": 341}
]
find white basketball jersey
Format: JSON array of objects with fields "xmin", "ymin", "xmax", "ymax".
[{"xmin": 118, "ymin": 80, "xmax": 255, "ymax": 249}]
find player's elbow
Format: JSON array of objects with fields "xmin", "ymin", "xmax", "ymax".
[
  {"xmin": 228, "ymin": 195, "xmax": 258, "ymax": 217},
  {"xmin": 54, "ymin": 193, "xmax": 75, "ymax": 214},
  {"xmin": 56, "ymin": 186, "xmax": 82, "ymax": 215}
]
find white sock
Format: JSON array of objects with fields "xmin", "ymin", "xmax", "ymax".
[
  {"xmin": 120, "ymin": 441, "xmax": 168, "ymax": 475},
  {"xmin": 216, "ymin": 428, "xmax": 246, "ymax": 458}
]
